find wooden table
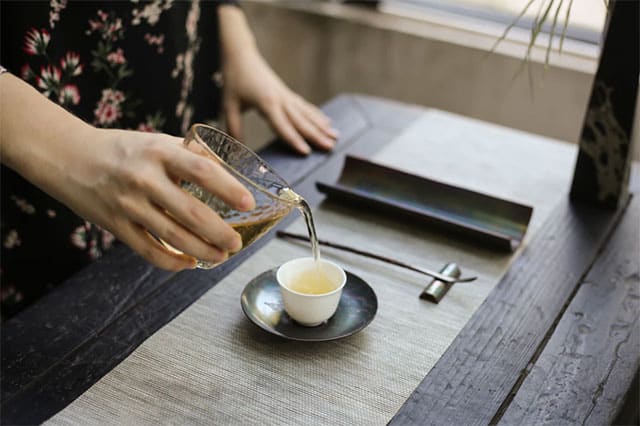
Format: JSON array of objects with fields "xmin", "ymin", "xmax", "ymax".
[{"xmin": 2, "ymin": 95, "xmax": 638, "ymax": 425}]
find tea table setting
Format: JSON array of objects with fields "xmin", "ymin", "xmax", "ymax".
[{"xmin": 2, "ymin": 94, "xmax": 638, "ymax": 425}]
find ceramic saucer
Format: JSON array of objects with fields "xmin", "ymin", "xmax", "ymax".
[{"xmin": 241, "ymin": 268, "xmax": 377, "ymax": 342}]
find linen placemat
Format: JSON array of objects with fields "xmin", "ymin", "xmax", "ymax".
[{"xmin": 47, "ymin": 110, "xmax": 577, "ymax": 425}]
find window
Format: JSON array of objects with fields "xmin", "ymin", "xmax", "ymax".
[{"xmin": 378, "ymin": 0, "xmax": 607, "ymax": 45}]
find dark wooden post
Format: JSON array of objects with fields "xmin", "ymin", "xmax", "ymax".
[{"xmin": 570, "ymin": 0, "xmax": 639, "ymax": 208}]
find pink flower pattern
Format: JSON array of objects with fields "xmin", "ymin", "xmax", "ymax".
[
  {"xmin": 173, "ymin": 0, "xmax": 200, "ymax": 134},
  {"xmin": 137, "ymin": 111, "xmax": 166, "ymax": 133},
  {"xmin": 21, "ymin": 30, "xmax": 82, "ymax": 107},
  {"xmin": 106, "ymin": 48, "xmax": 126, "ymax": 65},
  {"xmin": 23, "ymin": 28, "xmax": 50, "ymax": 56},
  {"xmin": 36, "ymin": 65, "xmax": 61, "ymax": 96},
  {"xmin": 49, "ymin": 0, "xmax": 67, "ymax": 29},
  {"xmin": 20, "ymin": 64, "xmax": 34, "ymax": 80},
  {"xmin": 87, "ymin": 10, "xmax": 124, "ymax": 42},
  {"xmin": 94, "ymin": 89, "xmax": 124, "ymax": 126},
  {"xmin": 132, "ymin": 0, "xmax": 173, "ymax": 26},
  {"xmin": 59, "ymin": 84, "xmax": 81, "ymax": 105},
  {"xmin": 70, "ymin": 222, "xmax": 114, "ymax": 261},
  {"xmin": 85, "ymin": 10, "xmax": 141, "ymax": 128},
  {"xmin": 137, "ymin": 123, "xmax": 154, "ymax": 132},
  {"xmin": 60, "ymin": 51, "xmax": 83, "ymax": 76},
  {"xmin": 144, "ymin": 33, "xmax": 165, "ymax": 54}
]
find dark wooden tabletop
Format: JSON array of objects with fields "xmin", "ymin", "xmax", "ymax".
[{"xmin": 1, "ymin": 95, "xmax": 638, "ymax": 425}]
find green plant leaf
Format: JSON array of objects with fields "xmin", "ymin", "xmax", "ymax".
[
  {"xmin": 559, "ymin": 0, "xmax": 574, "ymax": 53},
  {"xmin": 490, "ymin": 0, "xmax": 536, "ymax": 52},
  {"xmin": 526, "ymin": 0, "xmax": 555, "ymax": 62},
  {"xmin": 545, "ymin": 0, "xmax": 564, "ymax": 67}
]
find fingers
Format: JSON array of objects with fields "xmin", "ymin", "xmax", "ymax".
[
  {"xmin": 117, "ymin": 221, "xmax": 197, "ymax": 272},
  {"xmin": 150, "ymin": 179, "xmax": 243, "ymax": 254},
  {"xmin": 116, "ymin": 138, "xmax": 250, "ymax": 266},
  {"xmin": 296, "ymin": 96, "xmax": 339, "ymax": 140},
  {"xmin": 84, "ymin": 130, "xmax": 257, "ymax": 272},
  {"xmin": 126, "ymin": 196, "xmax": 234, "ymax": 264},
  {"xmin": 265, "ymin": 106, "xmax": 312, "ymax": 155},
  {"xmin": 167, "ymin": 146, "xmax": 255, "ymax": 212},
  {"xmin": 284, "ymin": 102, "xmax": 335, "ymax": 151},
  {"xmin": 159, "ymin": 143, "xmax": 254, "ymax": 256},
  {"xmin": 259, "ymin": 92, "xmax": 338, "ymax": 154}
]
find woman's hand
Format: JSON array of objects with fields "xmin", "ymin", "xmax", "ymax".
[
  {"xmin": 60, "ymin": 128, "xmax": 255, "ymax": 270},
  {"xmin": 1, "ymin": 73, "xmax": 255, "ymax": 271},
  {"xmin": 218, "ymin": 5, "xmax": 338, "ymax": 155}
]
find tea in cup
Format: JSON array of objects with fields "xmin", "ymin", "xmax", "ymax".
[{"xmin": 276, "ymin": 257, "xmax": 346, "ymax": 326}]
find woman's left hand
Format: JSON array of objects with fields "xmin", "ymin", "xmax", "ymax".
[{"xmin": 218, "ymin": 5, "xmax": 338, "ymax": 155}]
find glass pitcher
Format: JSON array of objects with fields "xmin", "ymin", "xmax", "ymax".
[{"xmin": 162, "ymin": 123, "xmax": 300, "ymax": 269}]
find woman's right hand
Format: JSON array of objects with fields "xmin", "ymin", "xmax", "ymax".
[
  {"xmin": 58, "ymin": 128, "xmax": 256, "ymax": 270},
  {"xmin": 1, "ymin": 73, "xmax": 255, "ymax": 271}
]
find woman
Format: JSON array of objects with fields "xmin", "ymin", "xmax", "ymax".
[{"xmin": 0, "ymin": 1, "xmax": 337, "ymax": 320}]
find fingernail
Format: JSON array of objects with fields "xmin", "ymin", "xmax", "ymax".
[
  {"xmin": 328, "ymin": 128, "xmax": 339, "ymax": 138},
  {"xmin": 231, "ymin": 232, "xmax": 243, "ymax": 252},
  {"xmin": 186, "ymin": 256, "xmax": 198, "ymax": 269},
  {"xmin": 240, "ymin": 194, "xmax": 255, "ymax": 211},
  {"xmin": 215, "ymin": 249, "xmax": 230, "ymax": 263}
]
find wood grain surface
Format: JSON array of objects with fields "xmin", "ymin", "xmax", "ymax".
[
  {"xmin": 389, "ymin": 192, "xmax": 637, "ymax": 425},
  {"xmin": 499, "ymin": 195, "xmax": 639, "ymax": 425}
]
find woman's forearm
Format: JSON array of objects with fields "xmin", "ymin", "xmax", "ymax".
[
  {"xmin": 218, "ymin": 4, "xmax": 259, "ymax": 62},
  {"xmin": 0, "ymin": 72, "xmax": 252, "ymax": 271},
  {"xmin": 0, "ymin": 72, "xmax": 95, "ymax": 202}
]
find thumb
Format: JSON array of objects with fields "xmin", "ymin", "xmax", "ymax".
[{"xmin": 224, "ymin": 99, "xmax": 243, "ymax": 141}]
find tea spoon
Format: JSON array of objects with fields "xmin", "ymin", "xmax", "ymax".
[{"xmin": 276, "ymin": 231, "xmax": 477, "ymax": 284}]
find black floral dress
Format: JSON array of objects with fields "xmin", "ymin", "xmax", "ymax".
[{"xmin": 0, "ymin": 0, "xmax": 235, "ymax": 321}]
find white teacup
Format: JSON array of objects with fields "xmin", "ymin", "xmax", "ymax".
[{"xmin": 276, "ymin": 257, "xmax": 347, "ymax": 326}]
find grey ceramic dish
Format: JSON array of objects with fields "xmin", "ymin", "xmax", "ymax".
[{"xmin": 241, "ymin": 268, "xmax": 377, "ymax": 342}]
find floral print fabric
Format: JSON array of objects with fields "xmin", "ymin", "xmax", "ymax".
[{"xmin": 0, "ymin": 0, "xmax": 231, "ymax": 321}]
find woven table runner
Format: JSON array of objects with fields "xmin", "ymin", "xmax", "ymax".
[{"xmin": 47, "ymin": 111, "xmax": 576, "ymax": 425}]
